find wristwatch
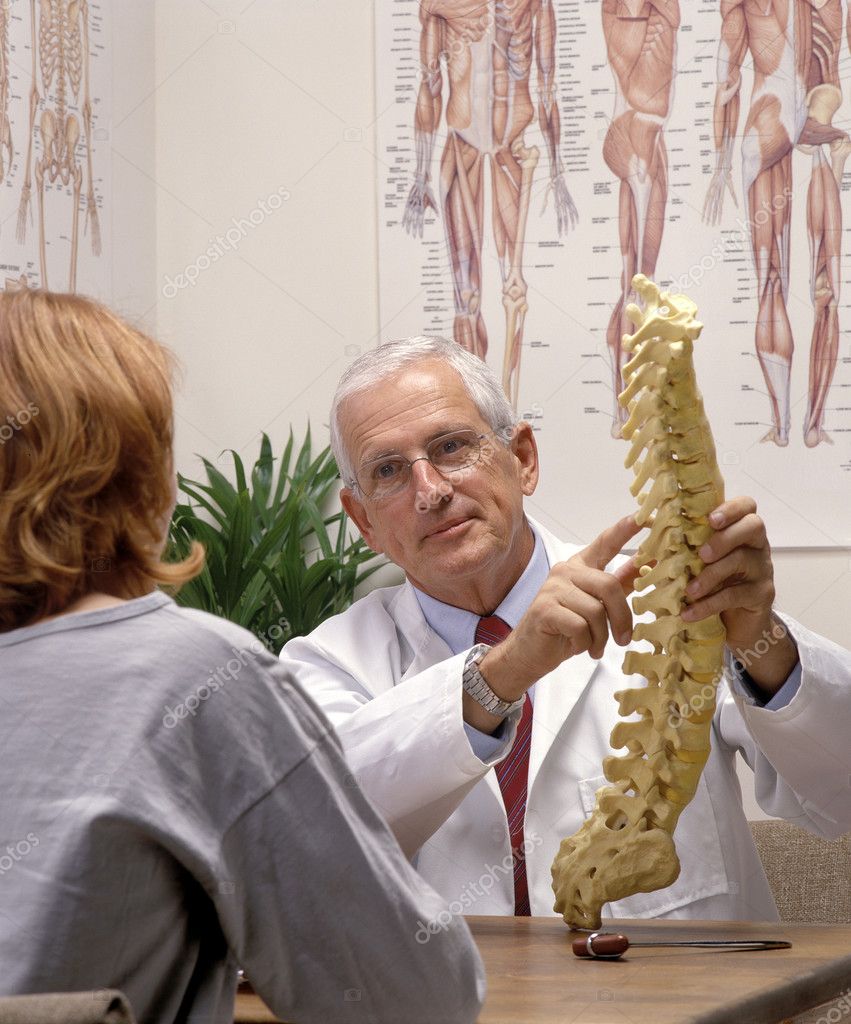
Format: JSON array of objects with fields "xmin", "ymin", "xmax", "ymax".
[{"xmin": 462, "ymin": 643, "xmax": 526, "ymax": 717}]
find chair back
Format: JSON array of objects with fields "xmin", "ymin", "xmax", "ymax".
[
  {"xmin": 0, "ymin": 990, "xmax": 135, "ymax": 1024},
  {"xmin": 749, "ymin": 820, "xmax": 851, "ymax": 924},
  {"xmin": 750, "ymin": 820, "xmax": 851, "ymax": 1024}
]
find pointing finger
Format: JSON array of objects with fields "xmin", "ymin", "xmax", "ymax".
[{"xmin": 580, "ymin": 515, "xmax": 643, "ymax": 572}]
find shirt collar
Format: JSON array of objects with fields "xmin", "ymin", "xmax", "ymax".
[{"xmin": 411, "ymin": 521, "xmax": 550, "ymax": 656}]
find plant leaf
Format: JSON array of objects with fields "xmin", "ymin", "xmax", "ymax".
[{"xmin": 166, "ymin": 427, "xmax": 383, "ymax": 650}]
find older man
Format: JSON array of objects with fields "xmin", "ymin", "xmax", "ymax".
[{"xmin": 281, "ymin": 336, "xmax": 851, "ymax": 921}]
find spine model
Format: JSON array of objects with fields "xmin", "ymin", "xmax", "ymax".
[{"xmin": 551, "ymin": 274, "xmax": 726, "ymax": 929}]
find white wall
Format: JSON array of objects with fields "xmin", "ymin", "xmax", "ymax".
[
  {"xmin": 112, "ymin": 0, "xmax": 157, "ymax": 325},
  {"xmin": 154, "ymin": 0, "xmax": 377, "ymax": 476},
  {"xmin": 152, "ymin": 1, "xmax": 850, "ymax": 820}
]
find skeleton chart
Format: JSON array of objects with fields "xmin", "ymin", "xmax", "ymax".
[
  {"xmin": 0, "ymin": 0, "xmax": 109, "ymax": 296},
  {"xmin": 375, "ymin": 0, "xmax": 851, "ymax": 547}
]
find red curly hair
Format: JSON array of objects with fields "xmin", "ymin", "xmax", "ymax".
[{"xmin": 0, "ymin": 289, "xmax": 204, "ymax": 632}]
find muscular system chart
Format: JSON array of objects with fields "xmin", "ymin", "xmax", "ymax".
[{"xmin": 375, "ymin": 0, "xmax": 851, "ymax": 547}]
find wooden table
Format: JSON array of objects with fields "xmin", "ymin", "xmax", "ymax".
[{"xmin": 234, "ymin": 916, "xmax": 851, "ymax": 1023}]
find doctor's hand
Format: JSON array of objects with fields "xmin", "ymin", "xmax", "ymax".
[
  {"xmin": 479, "ymin": 515, "xmax": 643, "ymax": 703},
  {"xmin": 680, "ymin": 496, "xmax": 798, "ymax": 694}
]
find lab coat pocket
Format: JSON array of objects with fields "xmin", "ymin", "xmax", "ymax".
[{"xmin": 577, "ymin": 772, "xmax": 732, "ymax": 918}]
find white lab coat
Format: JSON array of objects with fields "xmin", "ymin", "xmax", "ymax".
[{"xmin": 281, "ymin": 521, "xmax": 851, "ymax": 920}]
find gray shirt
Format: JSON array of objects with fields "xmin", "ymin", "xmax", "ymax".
[{"xmin": 0, "ymin": 593, "xmax": 485, "ymax": 1023}]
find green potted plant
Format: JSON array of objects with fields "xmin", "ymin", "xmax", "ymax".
[{"xmin": 167, "ymin": 428, "xmax": 382, "ymax": 655}]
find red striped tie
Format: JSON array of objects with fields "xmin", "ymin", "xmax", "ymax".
[{"xmin": 474, "ymin": 614, "xmax": 532, "ymax": 916}]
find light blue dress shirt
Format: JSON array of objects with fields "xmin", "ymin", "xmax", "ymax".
[
  {"xmin": 411, "ymin": 520, "xmax": 801, "ymax": 761},
  {"xmin": 413, "ymin": 524, "xmax": 548, "ymax": 760},
  {"xmin": 735, "ymin": 657, "xmax": 802, "ymax": 710}
]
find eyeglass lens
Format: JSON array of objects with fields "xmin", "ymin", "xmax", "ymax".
[{"xmin": 359, "ymin": 429, "xmax": 483, "ymax": 497}]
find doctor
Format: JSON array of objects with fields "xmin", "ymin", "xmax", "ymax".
[{"xmin": 281, "ymin": 336, "xmax": 851, "ymax": 921}]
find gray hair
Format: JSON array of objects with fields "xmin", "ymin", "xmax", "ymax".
[{"xmin": 330, "ymin": 336, "xmax": 518, "ymax": 488}]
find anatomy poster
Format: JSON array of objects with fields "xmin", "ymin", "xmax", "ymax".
[
  {"xmin": 375, "ymin": 0, "xmax": 851, "ymax": 547},
  {"xmin": 0, "ymin": 0, "xmax": 110, "ymax": 297}
]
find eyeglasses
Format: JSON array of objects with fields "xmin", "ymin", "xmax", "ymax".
[{"xmin": 354, "ymin": 428, "xmax": 508, "ymax": 500}]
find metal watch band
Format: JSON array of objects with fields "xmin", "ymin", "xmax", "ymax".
[{"xmin": 462, "ymin": 643, "xmax": 526, "ymax": 717}]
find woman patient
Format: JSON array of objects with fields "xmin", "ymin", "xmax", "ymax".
[{"xmin": 0, "ymin": 290, "xmax": 484, "ymax": 1023}]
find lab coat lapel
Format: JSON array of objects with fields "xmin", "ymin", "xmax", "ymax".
[
  {"xmin": 528, "ymin": 652, "xmax": 599, "ymax": 799},
  {"xmin": 391, "ymin": 582, "xmax": 454, "ymax": 679},
  {"xmin": 392, "ymin": 581, "xmax": 508, "ymax": 809}
]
